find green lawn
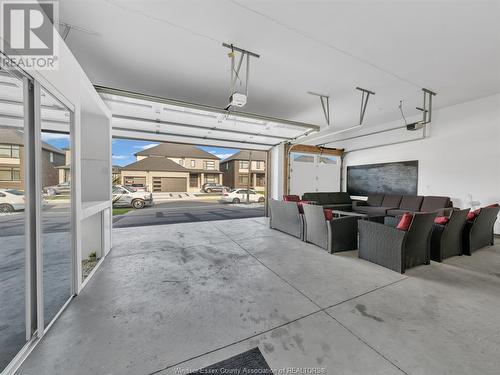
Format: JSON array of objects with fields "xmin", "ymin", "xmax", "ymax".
[
  {"xmin": 113, "ymin": 208, "xmax": 133, "ymax": 216},
  {"xmin": 45, "ymin": 195, "xmax": 70, "ymax": 200}
]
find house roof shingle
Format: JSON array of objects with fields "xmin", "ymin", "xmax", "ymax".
[
  {"xmin": 220, "ymin": 150, "xmax": 267, "ymax": 163},
  {"xmin": 0, "ymin": 127, "xmax": 65, "ymax": 154},
  {"xmin": 121, "ymin": 157, "xmax": 190, "ymax": 172},
  {"xmin": 135, "ymin": 143, "xmax": 219, "ymax": 160}
]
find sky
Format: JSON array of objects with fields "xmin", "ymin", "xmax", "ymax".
[
  {"xmin": 111, "ymin": 139, "xmax": 240, "ymax": 166},
  {"xmin": 41, "ymin": 132, "xmax": 70, "ymax": 149},
  {"xmin": 39, "ymin": 135, "xmax": 240, "ymax": 167}
]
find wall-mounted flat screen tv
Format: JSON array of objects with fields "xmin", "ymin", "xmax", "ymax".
[{"xmin": 347, "ymin": 160, "xmax": 418, "ymax": 196}]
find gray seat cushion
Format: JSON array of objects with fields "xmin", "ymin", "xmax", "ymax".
[
  {"xmin": 367, "ymin": 193, "xmax": 384, "ymax": 206},
  {"xmin": 381, "ymin": 194, "xmax": 402, "ymax": 207},
  {"xmin": 302, "ymin": 192, "xmax": 319, "ymax": 202},
  {"xmin": 327, "ymin": 192, "xmax": 352, "ymax": 204},
  {"xmin": 355, "ymin": 206, "xmax": 394, "ymax": 216},
  {"xmin": 386, "ymin": 208, "xmax": 414, "ymax": 217},
  {"xmin": 420, "ymin": 196, "xmax": 451, "ymax": 212},
  {"xmin": 399, "ymin": 195, "xmax": 424, "ymax": 211}
]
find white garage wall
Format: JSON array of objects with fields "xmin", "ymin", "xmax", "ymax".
[
  {"xmin": 269, "ymin": 143, "xmax": 285, "ymax": 200},
  {"xmin": 339, "ymin": 94, "xmax": 500, "ymax": 234}
]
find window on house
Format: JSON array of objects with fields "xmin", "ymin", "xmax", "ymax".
[
  {"xmin": 49, "ymin": 152, "xmax": 54, "ymax": 163},
  {"xmin": 189, "ymin": 174, "xmax": 198, "ymax": 187},
  {"xmin": 205, "ymin": 174, "xmax": 217, "ymax": 183},
  {"xmin": 205, "ymin": 161, "xmax": 215, "ymax": 170},
  {"xmin": 0, "ymin": 144, "xmax": 20, "ymax": 158},
  {"xmin": 238, "ymin": 174, "xmax": 248, "ymax": 185},
  {"xmin": 239, "ymin": 161, "xmax": 249, "ymax": 169},
  {"xmin": 191, "ymin": 160, "xmax": 196, "ymax": 168},
  {"xmin": 0, "ymin": 167, "xmax": 21, "ymax": 181},
  {"xmin": 255, "ymin": 161, "xmax": 262, "ymax": 169},
  {"xmin": 178, "ymin": 159, "xmax": 184, "ymax": 166}
]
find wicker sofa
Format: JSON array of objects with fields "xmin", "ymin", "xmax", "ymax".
[
  {"xmin": 353, "ymin": 193, "xmax": 452, "ymax": 217},
  {"xmin": 301, "ymin": 192, "xmax": 353, "ymax": 211}
]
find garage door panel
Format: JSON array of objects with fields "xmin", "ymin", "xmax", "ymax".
[{"xmin": 153, "ymin": 177, "xmax": 187, "ymax": 192}]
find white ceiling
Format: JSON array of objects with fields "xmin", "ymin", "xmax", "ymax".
[{"xmin": 59, "ymin": 0, "xmax": 500, "ymax": 132}]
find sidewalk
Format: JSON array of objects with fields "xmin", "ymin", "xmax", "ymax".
[{"xmin": 153, "ymin": 192, "xmax": 221, "ymax": 202}]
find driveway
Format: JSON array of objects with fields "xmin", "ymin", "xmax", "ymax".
[{"xmin": 113, "ymin": 200, "xmax": 265, "ymax": 228}]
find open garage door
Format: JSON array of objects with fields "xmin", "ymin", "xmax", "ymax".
[{"xmin": 102, "ymin": 87, "xmax": 320, "ymax": 227}]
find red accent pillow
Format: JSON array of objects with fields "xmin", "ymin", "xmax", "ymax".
[
  {"xmin": 323, "ymin": 209, "xmax": 333, "ymax": 221},
  {"xmin": 283, "ymin": 195, "xmax": 300, "ymax": 202},
  {"xmin": 434, "ymin": 216, "xmax": 449, "ymax": 225},
  {"xmin": 396, "ymin": 213, "xmax": 413, "ymax": 231},
  {"xmin": 467, "ymin": 209, "xmax": 481, "ymax": 221}
]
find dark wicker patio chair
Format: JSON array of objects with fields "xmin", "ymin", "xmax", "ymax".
[
  {"xmin": 302, "ymin": 204, "xmax": 359, "ymax": 253},
  {"xmin": 430, "ymin": 208, "xmax": 470, "ymax": 262},
  {"xmin": 358, "ymin": 212, "xmax": 436, "ymax": 273},
  {"xmin": 462, "ymin": 206, "xmax": 500, "ymax": 255},
  {"xmin": 269, "ymin": 199, "xmax": 304, "ymax": 239}
]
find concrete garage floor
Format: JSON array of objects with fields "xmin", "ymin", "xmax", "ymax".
[{"xmin": 16, "ymin": 218, "xmax": 500, "ymax": 375}]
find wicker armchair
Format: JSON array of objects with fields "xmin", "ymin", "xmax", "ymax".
[
  {"xmin": 302, "ymin": 204, "xmax": 359, "ymax": 253},
  {"xmin": 430, "ymin": 209, "xmax": 470, "ymax": 262},
  {"xmin": 358, "ymin": 212, "xmax": 436, "ymax": 273},
  {"xmin": 269, "ymin": 200, "xmax": 304, "ymax": 239},
  {"xmin": 462, "ymin": 206, "xmax": 500, "ymax": 255}
]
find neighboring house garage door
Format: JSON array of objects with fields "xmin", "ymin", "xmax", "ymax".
[{"xmin": 152, "ymin": 177, "xmax": 187, "ymax": 192}]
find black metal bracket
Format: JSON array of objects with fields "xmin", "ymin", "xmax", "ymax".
[
  {"xmin": 356, "ymin": 87, "xmax": 375, "ymax": 125},
  {"xmin": 419, "ymin": 88, "xmax": 436, "ymax": 124},
  {"xmin": 307, "ymin": 91, "xmax": 331, "ymax": 126}
]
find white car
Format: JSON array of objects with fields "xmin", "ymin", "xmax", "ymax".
[
  {"xmin": 113, "ymin": 185, "xmax": 153, "ymax": 209},
  {"xmin": 0, "ymin": 189, "xmax": 25, "ymax": 213},
  {"xmin": 221, "ymin": 189, "xmax": 265, "ymax": 204}
]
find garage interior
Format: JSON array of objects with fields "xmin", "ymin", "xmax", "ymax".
[{"xmin": 1, "ymin": 1, "xmax": 499, "ymax": 375}]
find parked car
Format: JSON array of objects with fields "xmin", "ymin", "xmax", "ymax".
[
  {"xmin": 0, "ymin": 189, "xmax": 25, "ymax": 213},
  {"xmin": 221, "ymin": 189, "xmax": 265, "ymax": 204},
  {"xmin": 44, "ymin": 181, "xmax": 71, "ymax": 195},
  {"xmin": 202, "ymin": 183, "xmax": 227, "ymax": 193},
  {"xmin": 112, "ymin": 185, "xmax": 153, "ymax": 209}
]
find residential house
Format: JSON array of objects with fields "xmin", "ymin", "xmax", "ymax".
[
  {"xmin": 220, "ymin": 150, "xmax": 266, "ymax": 190},
  {"xmin": 0, "ymin": 127, "xmax": 66, "ymax": 190},
  {"xmin": 120, "ymin": 143, "xmax": 223, "ymax": 192}
]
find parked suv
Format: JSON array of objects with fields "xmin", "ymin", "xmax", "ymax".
[
  {"xmin": 112, "ymin": 185, "xmax": 153, "ymax": 209},
  {"xmin": 202, "ymin": 183, "xmax": 227, "ymax": 193}
]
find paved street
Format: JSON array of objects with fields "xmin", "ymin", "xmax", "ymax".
[{"xmin": 113, "ymin": 200, "xmax": 265, "ymax": 228}]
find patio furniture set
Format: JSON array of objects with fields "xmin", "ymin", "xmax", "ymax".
[{"xmin": 269, "ymin": 192, "xmax": 499, "ymax": 273}]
